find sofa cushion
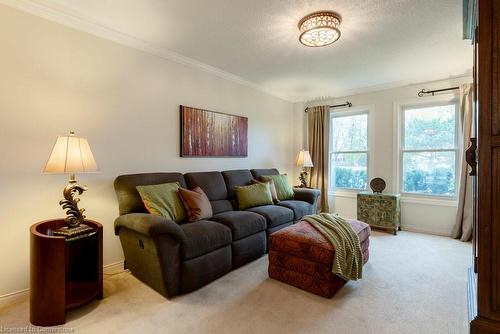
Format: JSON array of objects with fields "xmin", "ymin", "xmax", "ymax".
[
  {"xmin": 247, "ymin": 205, "xmax": 294, "ymax": 228},
  {"xmin": 222, "ymin": 169, "xmax": 253, "ymax": 200},
  {"xmin": 277, "ymin": 200, "xmax": 313, "ymax": 221},
  {"xmin": 210, "ymin": 200, "xmax": 234, "ymax": 214},
  {"xmin": 179, "ymin": 220, "xmax": 232, "ymax": 260},
  {"xmin": 209, "ymin": 211, "xmax": 266, "ymax": 240},
  {"xmin": 184, "ymin": 171, "xmax": 228, "ymax": 201},
  {"xmin": 184, "ymin": 172, "xmax": 233, "ymax": 214},
  {"xmin": 250, "ymin": 168, "xmax": 279, "ymax": 179}
]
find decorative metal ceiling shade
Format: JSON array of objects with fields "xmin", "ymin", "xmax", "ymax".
[{"xmin": 298, "ymin": 11, "xmax": 341, "ymax": 47}]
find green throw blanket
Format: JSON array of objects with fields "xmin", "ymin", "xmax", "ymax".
[{"xmin": 303, "ymin": 213, "xmax": 363, "ymax": 281}]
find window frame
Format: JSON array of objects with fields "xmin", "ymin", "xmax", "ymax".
[
  {"xmin": 328, "ymin": 105, "xmax": 373, "ymax": 195},
  {"xmin": 394, "ymin": 96, "xmax": 460, "ymax": 200}
]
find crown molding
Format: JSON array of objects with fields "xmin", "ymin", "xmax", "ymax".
[
  {"xmin": 303, "ymin": 71, "xmax": 473, "ymax": 105},
  {"xmin": 0, "ymin": 0, "xmax": 291, "ymax": 102}
]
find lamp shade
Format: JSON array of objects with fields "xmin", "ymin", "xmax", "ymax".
[
  {"xmin": 44, "ymin": 131, "xmax": 98, "ymax": 174},
  {"xmin": 296, "ymin": 150, "xmax": 313, "ymax": 168}
]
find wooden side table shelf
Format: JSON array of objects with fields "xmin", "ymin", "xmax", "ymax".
[
  {"xmin": 30, "ymin": 219, "xmax": 103, "ymax": 326},
  {"xmin": 357, "ymin": 192, "xmax": 401, "ymax": 235}
]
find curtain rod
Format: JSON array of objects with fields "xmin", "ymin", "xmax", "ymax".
[
  {"xmin": 417, "ymin": 86, "xmax": 459, "ymax": 97},
  {"xmin": 304, "ymin": 101, "xmax": 352, "ymax": 113}
]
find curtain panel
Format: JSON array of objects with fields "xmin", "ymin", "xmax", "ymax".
[
  {"xmin": 452, "ymin": 83, "xmax": 474, "ymax": 241},
  {"xmin": 307, "ymin": 105, "xmax": 330, "ymax": 213}
]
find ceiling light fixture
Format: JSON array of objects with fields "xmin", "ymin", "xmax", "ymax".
[{"xmin": 298, "ymin": 11, "xmax": 341, "ymax": 47}]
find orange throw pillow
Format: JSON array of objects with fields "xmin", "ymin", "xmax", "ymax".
[
  {"xmin": 178, "ymin": 186, "xmax": 213, "ymax": 222},
  {"xmin": 251, "ymin": 178, "xmax": 279, "ymax": 203}
]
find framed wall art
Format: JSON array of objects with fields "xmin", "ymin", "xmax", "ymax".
[{"xmin": 180, "ymin": 105, "xmax": 248, "ymax": 157}]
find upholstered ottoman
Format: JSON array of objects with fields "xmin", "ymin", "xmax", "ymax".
[{"xmin": 268, "ymin": 219, "xmax": 370, "ymax": 298}]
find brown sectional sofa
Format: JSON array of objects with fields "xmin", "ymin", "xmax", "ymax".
[{"xmin": 113, "ymin": 168, "xmax": 320, "ymax": 298}]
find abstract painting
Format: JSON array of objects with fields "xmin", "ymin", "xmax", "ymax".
[{"xmin": 180, "ymin": 106, "xmax": 248, "ymax": 157}]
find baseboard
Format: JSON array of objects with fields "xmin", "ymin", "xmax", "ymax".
[
  {"xmin": 400, "ymin": 226, "xmax": 450, "ymax": 237},
  {"xmin": 0, "ymin": 260, "xmax": 125, "ymax": 300},
  {"xmin": 103, "ymin": 260, "xmax": 125, "ymax": 273},
  {"xmin": 0, "ymin": 288, "xmax": 30, "ymax": 300}
]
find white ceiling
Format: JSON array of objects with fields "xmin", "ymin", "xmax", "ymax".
[{"xmin": 6, "ymin": 0, "xmax": 472, "ymax": 102}]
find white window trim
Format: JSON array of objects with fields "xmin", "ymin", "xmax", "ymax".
[
  {"xmin": 328, "ymin": 105, "xmax": 374, "ymax": 197},
  {"xmin": 393, "ymin": 94, "xmax": 459, "ymax": 204}
]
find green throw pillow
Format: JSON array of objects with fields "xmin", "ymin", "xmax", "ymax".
[
  {"xmin": 136, "ymin": 182, "xmax": 186, "ymax": 223},
  {"xmin": 261, "ymin": 174, "xmax": 294, "ymax": 201},
  {"xmin": 235, "ymin": 182, "xmax": 273, "ymax": 210}
]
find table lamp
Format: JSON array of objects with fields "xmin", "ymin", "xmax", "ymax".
[
  {"xmin": 296, "ymin": 150, "xmax": 313, "ymax": 188},
  {"xmin": 44, "ymin": 131, "xmax": 98, "ymax": 228}
]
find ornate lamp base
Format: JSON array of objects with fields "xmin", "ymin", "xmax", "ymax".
[
  {"xmin": 59, "ymin": 174, "xmax": 88, "ymax": 228},
  {"xmin": 299, "ymin": 168, "xmax": 309, "ymax": 188}
]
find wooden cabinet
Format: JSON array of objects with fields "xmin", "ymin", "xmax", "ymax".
[
  {"xmin": 357, "ymin": 192, "xmax": 401, "ymax": 235},
  {"xmin": 470, "ymin": 0, "xmax": 500, "ymax": 332},
  {"xmin": 30, "ymin": 219, "xmax": 103, "ymax": 326}
]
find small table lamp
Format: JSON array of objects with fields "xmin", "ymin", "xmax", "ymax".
[
  {"xmin": 296, "ymin": 150, "xmax": 313, "ymax": 188},
  {"xmin": 44, "ymin": 131, "xmax": 98, "ymax": 228}
]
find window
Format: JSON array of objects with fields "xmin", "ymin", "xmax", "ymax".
[
  {"xmin": 329, "ymin": 110, "xmax": 369, "ymax": 190},
  {"xmin": 399, "ymin": 102, "xmax": 458, "ymax": 197}
]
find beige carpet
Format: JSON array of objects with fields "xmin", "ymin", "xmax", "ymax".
[{"xmin": 0, "ymin": 231, "xmax": 471, "ymax": 334}]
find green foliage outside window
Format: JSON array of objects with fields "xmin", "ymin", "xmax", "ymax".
[
  {"xmin": 334, "ymin": 167, "xmax": 367, "ymax": 189},
  {"xmin": 402, "ymin": 104, "xmax": 456, "ymax": 196},
  {"xmin": 403, "ymin": 168, "xmax": 455, "ymax": 195},
  {"xmin": 330, "ymin": 112, "xmax": 369, "ymax": 190},
  {"xmin": 404, "ymin": 108, "xmax": 455, "ymax": 149}
]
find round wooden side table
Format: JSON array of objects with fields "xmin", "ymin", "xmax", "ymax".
[{"xmin": 30, "ymin": 219, "xmax": 103, "ymax": 326}]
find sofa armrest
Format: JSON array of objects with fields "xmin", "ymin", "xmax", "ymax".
[
  {"xmin": 114, "ymin": 213, "xmax": 186, "ymax": 243},
  {"xmin": 293, "ymin": 188, "xmax": 321, "ymax": 205}
]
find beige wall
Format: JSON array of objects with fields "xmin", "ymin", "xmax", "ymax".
[
  {"xmin": 297, "ymin": 75, "xmax": 472, "ymax": 236},
  {"xmin": 0, "ymin": 5, "xmax": 296, "ymax": 296}
]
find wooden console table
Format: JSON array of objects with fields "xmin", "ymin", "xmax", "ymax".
[{"xmin": 30, "ymin": 219, "xmax": 103, "ymax": 326}]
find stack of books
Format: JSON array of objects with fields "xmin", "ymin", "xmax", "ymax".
[{"xmin": 54, "ymin": 224, "xmax": 96, "ymax": 241}]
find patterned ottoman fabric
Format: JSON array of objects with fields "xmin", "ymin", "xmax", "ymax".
[
  {"xmin": 268, "ymin": 219, "xmax": 371, "ymax": 298},
  {"xmin": 269, "ymin": 265, "xmax": 345, "ymax": 298},
  {"xmin": 269, "ymin": 239, "xmax": 370, "ymax": 281}
]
